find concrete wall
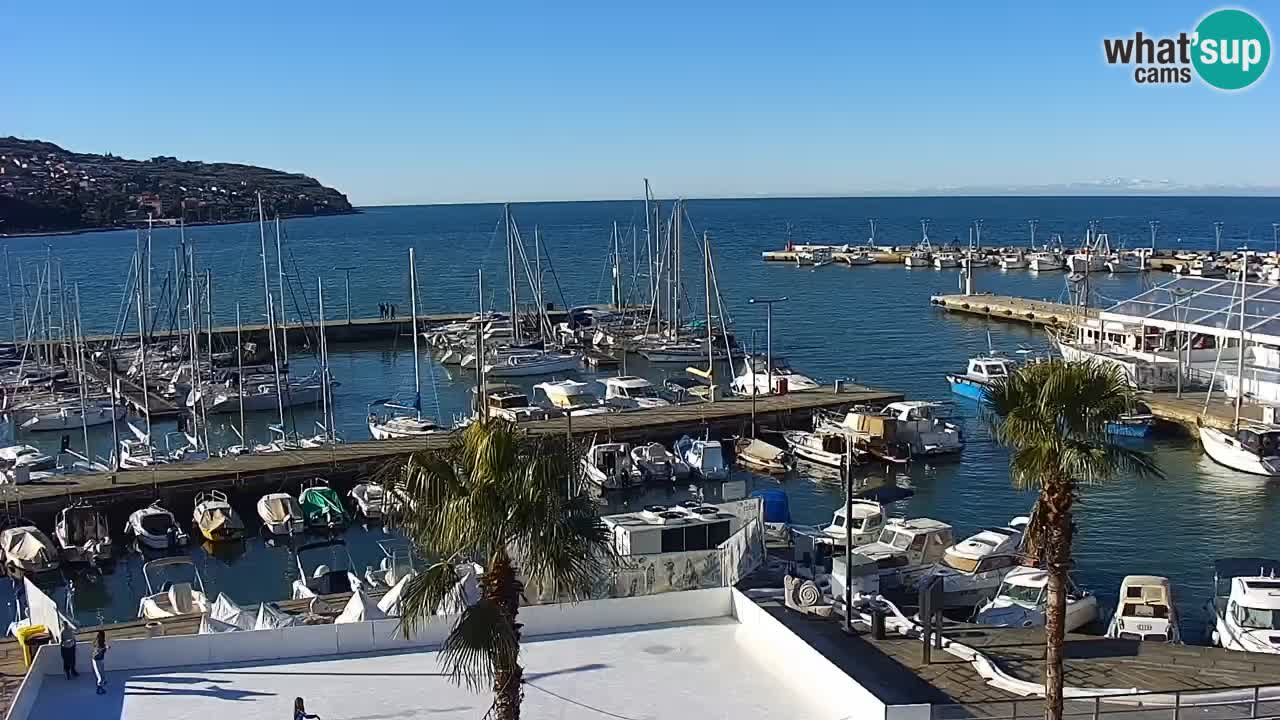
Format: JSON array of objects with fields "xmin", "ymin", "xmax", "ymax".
[
  {"xmin": 730, "ymin": 588, "xmax": 890, "ymax": 720},
  {"xmin": 5, "ymin": 644, "xmax": 55, "ymax": 720}
]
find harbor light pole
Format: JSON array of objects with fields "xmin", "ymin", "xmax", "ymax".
[
  {"xmin": 1214, "ymin": 221, "xmax": 1224, "ymax": 253},
  {"xmin": 748, "ymin": 296, "xmax": 788, "ymax": 395},
  {"xmin": 333, "ymin": 266, "xmax": 355, "ymax": 324},
  {"xmin": 1173, "ymin": 287, "xmax": 1192, "ymax": 398},
  {"xmin": 1273, "ymin": 223, "xmax": 1278, "ymax": 256}
]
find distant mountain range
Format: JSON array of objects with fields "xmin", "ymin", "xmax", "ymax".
[
  {"xmin": 0, "ymin": 137, "xmax": 353, "ymax": 234},
  {"xmin": 911, "ymin": 178, "xmax": 1280, "ymax": 197}
]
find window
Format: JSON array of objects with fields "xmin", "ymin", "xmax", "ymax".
[
  {"xmin": 942, "ymin": 552, "xmax": 980, "ymax": 573},
  {"xmin": 1236, "ymin": 605, "xmax": 1280, "ymax": 630},
  {"xmin": 1000, "ymin": 583, "xmax": 1044, "ymax": 607},
  {"xmin": 909, "ymin": 534, "xmax": 928, "ymax": 551},
  {"xmin": 832, "ymin": 515, "xmax": 845, "ymax": 528}
]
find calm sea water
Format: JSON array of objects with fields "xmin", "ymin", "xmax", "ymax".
[{"xmin": 3, "ymin": 196, "xmax": 1279, "ymax": 633}]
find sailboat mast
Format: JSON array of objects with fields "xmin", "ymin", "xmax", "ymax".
[
  {"xmin": 134, "ymin": 252, "xmax": 152, "ymax": 441},
  {"xmin": 186, "ymin": 248, "xmax": 200, "ymax": 450},
  {"xmin": 409, "ymin": 247, "xmax": 422, "ymax": 416},
  {"xmin": 257, "ymin": 192, "xmax": 277, "ymax": 359},
  {"xmin": 704, "ymin": 232, "xmax": 714, "ymax": 401},
  {"xmin": 1235, "ymin": 251, "xmax": 1248, "ymax": 430},
  {"xmin": 612, "ymin": 221, "xmax": 622, "ymax": 309},
  {"xmin": 236, "ymin": 304, "xmax": 246, "ymax": 446},
  {"xmin": 73, "ymin": 282, "xmax": 90, "ymax": 455},
  {"xmin": 202, "ymin": 270, "xmax": 213, "ymax": 453},
  {"xmin": 275, "ymin": 216, "xmax": 289, "ymax": 368},
  {"xmin": 317, "ymin": 276, "xmax": 332, "ymax": 439},
  {"xmin": 535, "ymin": 227, "xmax": 543, "ymax": 327},
  {"xmin": 504, "ymin": 204, "xmax": 520, "ymax": 345},
  {"xmin": 644, "ymin": 179, "xmax": 653, "ymax": 307}
]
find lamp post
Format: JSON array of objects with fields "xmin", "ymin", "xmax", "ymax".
[
  {"xmin": 749, "ymin": 329, "xmax": 760, "ymax": 438},
  {"xmin": 1173, "ymin": 287, "xmax": 1192, "ymax": 398},
  {"xmin": 748, "ymin": 296, "xmax": 788, "ymax": 395},
  {"xmin": 333, "ymin": 266, "xmax": 355, "ymax": 324}
]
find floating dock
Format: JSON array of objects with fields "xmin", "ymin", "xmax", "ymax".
[
  {"xmin": 4, "ymin": 384, "xmax": 902, "ymax": 516},
  {"xmin": 929, "ymin": 293, "xmax": 1093, "ymax": 327}
]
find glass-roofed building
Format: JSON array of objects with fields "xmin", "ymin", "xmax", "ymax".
[{"xmin": 1059, "ymin": 275, "xmax": 1280, "ymax": 402}]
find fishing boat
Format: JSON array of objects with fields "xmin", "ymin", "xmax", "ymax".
[
  {"xmin": 933, "ymin": 252, "xmax": 959, "ymax": 269},
  {"xmin": 54, "ymin": 501, "xmax": 113, "ymax": 565},
  {"xmin": 730, "ymin": 355, "xmax": 820, "ymax": 396},
  {"xmin": 1107, "ymin": 253, "xmax": 1141, "ymax": 274},
  {"xmin": 1026, "ymin": 251, "xmax": 1065, "ymax": 272},
  {"xmin": 0, "ymin": 445, "xmax": 54, "ymax": 472},
  {"xmin": 783, "ymin": 428, "xmax": 855, "ymax": 468},
  {"xmin": 629, "ymin": 442, "xmax": 689, "ymax": 481},
  {"xmin": 1207, "ymin": 557, "xmax": 1280, "ymax": 653},
  {"xmin": 998, "ymin": 251, "xmax": 1027, "ymax": 270},
  {"xmin": 193, "ymin": 490, "xmax": 245, "ymax": 542},
  {"xmin": 1199, "ymin": 425, "xmax": 1280, "ymax": 477},
  {"xmin": 674, "ymin": 436, "xmax": 729, "ymax": 480},
  {"xmin": 850, "ymin": 517, "xmax": 954, "ymax": 591},
  {"xmin": 915, "ymin": 518, "xmax": 1028, "ymax": 609},
  {"xmin": 845, "ymin": 249, "xmax": 876, "ymax": 266},
  {"xmin": 0, "ymin": 519, "xmax": 60, "ymax": 575},
  {"xmin": 582, "ymin": 442, "xmax": 638, "ymax": 490},
  {"xmin": 600, "ymin": 376, "xmax": 670, "ymax": 410},
  {"xmin": 975, "ymin": 566, "xmax": 1099, "ymax": 631},
  {"xmin": 138, "ymin": 557, "xmax": 210, "ymax": 620},
  {"xmin": 945, "ymin": 355, "xmax": 1015, "ymax": 402},
  {"xmin": 291, "ymin": 540, "xmax": 363, "ymax": 599},
  {"xmin": 1106, "ymin": 403, "xmax": 1155, "ymax": 438},
  {"xmin": 903, "ymin": 248, "xmax": 932, "ymax": 268},
  {"xmin": 734, "ymin": 437, "xmax": 790, "ymax": 474},
  {"xmin": 815, "ymin": 487, "xmax": 915, "ymax": 547},
  {"xmin": 349, "ymin": 482, "xmax": 386, "ymax": 520},
  {"xmin": 256, "ymin": 492, "xmax": 304, "ymax": 536},
  {"xmin": 874, "ymin": 401, "xmax": 964, "ymax": 456},
  {"xmin": 300, "ymin": 478, "xmax": 349, "ymax": 530},
  {"xmin": 1105, "ymin": 575, "xmax": 1181, "ymax": 643},
  {"xmin": 125, "ymin": 501, "xmax": 189, "ymax": 550}
]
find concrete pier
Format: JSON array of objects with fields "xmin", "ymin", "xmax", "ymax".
[{"xmin": 929, "ymin": 293, "xmax": 1093, "ymax": 327}]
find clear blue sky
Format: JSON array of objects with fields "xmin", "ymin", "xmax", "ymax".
[{"xmin": 4, "ymin": 1, "xmax": 1277, "ymax": 205}]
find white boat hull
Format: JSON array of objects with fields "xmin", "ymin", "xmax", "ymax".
[
  {"xmin": 1199, "ymin": 427, "xmax": 1280, "ymax": 476},
  {"xmin": 20, "ymin": 405, "xmax": 125, "ymax": 432},
  {"xmin": 484, "ymin": 355, "xmax": 580, "ymax": 377}
]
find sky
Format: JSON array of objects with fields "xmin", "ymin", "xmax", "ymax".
[{"xmin": 3, "ymin": 1, "xmax": 1278, "ymax": 205}]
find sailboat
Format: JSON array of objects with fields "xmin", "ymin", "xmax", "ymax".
[
  {"xmin": 369, "ymin": 248, "xmax": 444, "ymax": 439},
  {"xmin": 1198, "ymin": 251, "xmax": 1280, "ymax": 477}
]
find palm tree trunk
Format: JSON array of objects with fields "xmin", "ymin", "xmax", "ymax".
[
  {"xmin": 1041, "ymin": 481, "xmax": 1074, "ymax": 720},
  {"xmin": 486, "ymin": 550, "xmax": 525, "ymax": 720}
]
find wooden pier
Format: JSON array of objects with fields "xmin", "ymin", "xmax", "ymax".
[
  {"xmin": 3, "ymin": 385, "xmax": 902, "ymax": 517},
  {"xmin": 929, "ymin": 293, "xmax": 1094, "ymax": 327}
]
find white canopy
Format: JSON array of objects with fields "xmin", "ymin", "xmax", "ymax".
[
  {"xmin": 437, "ymin": 563, "xmax": 483, "ymax": 616},
  {"xmin": 210, "ymin": 593, "xmax": 255, "ymax": 631},
  {"xmin": 335, "ymin": 589, "xmax": 386, "ymax": 624},
  {"xmin": 254, "ymin": 602, "xmax": 297, "ymax": 630},
  {"xmin": 199, "ymin": 614, "xmax": 241, "ymax": 634}
]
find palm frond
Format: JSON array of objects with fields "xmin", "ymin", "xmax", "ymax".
[
  {"xmin": 439, "ymin": 599, "xmax": 519, "ymax": 693},
  {"xmin": 396, "ymin": 562, "xmax": 473, "ymax": 638}
]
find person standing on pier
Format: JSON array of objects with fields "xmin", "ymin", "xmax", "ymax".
[
  {"xmin": 379, "ymin": 302, "xmax": 386, "ymax": 319},
  {"xmin": 60, "ymin": 629, "xmax": 79, "ymax": 680},
  {"xmin": 294, "ymin": 697, "xmax": 321, "ymax": 720},
  {"xmin": 92, "ymin": 630, "xmax": 109, "ymax": 694}
]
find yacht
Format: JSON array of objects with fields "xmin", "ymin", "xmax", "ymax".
[
  {"xmin": 674, "ymin": 436, "xmax": 729, "ymax": 480},
  {"xmin": 583, "ymin": 442, "xmax": 638, "ymax": 490},
  {"xmin": 256, "ymin": 492, "xmax": 305, "ymax": 536},
  {"xmin": 54, "ymin": 501, "xmax": 113, "ymax": 565},
  {"xmin": 638, "ymin": 340, "xmax": 729, "ymax": 363},
  {"xmin": 915, "ymin": 518, "xmax": 1028, "ymax": 609},
  {"xmin": 125, "ymin": 501, "xmax": 189, "ymax": 550},
  {"xmin": 975, "ymin": 566, "xmax": 1099, "ymax": 631},
  {"xmin": 0, "ymin": 445, "xmax": 55, "ymax": 472},
  {"xmin": 600, "ymin": 376, "xmax": 670, "ymax": 410},
  {"xmin": 1026, "ymin": 251, "xmax": 1065, "ymax": 272},
  {"xmin": 1207, "ymin": 557, "xmax": 1280, "ymax": 653},
  {"xmin": 730, "ymin": 355, "xmax": 820, "ymax": 396},
  {"xmin": 879, "ymin": 401, "xmax": 965, "ymax": 456},
  {"xmin": 138, "ymin": 557, "xmax": 211, "ymax": 619},
  {"xmin": 196, "ymin": 373, "xmax": 328, "ymax": 414},
  {"xmin": 849, "ymin": 518, "xmax": 955, "ymax": 591},
  {"xmin": 15, "ymin": 398, "xmax": 125, "ymax": 432},
  {"xmin": 998, "ymin": 251, "xmax": 1027, "ymax": 270},
  {"xmin": 534, "ymin": 379, "xmax": 610, "ymax": 416},
  {"xmin": 468, "ymin": 383, "xmax": 553, "ymax": 424},
  {"xmin": 1199, "ymin": 425, "xmax": 1280, "ymax": 477},
  {"xmin": 933, "ymin": 252, "xmax": 959, "ymax": 269},
  {"xmin": 0, "ymin": 520, "xmax": 60, "ymax": 575},
  {"xmin": 945, "ymin": 355, "xmax": 1015, "ymax": 402},
  {"xmin": 484, "ymin": 350, "xmax": 581, "ymax": 378},
  {"xmin": 291, "ymin": 540, "xmax": 364, "ymax": 599},
  {"xmin": 629, "ymin": 442, "xmax": 689, "ymax": 482},
  {"xmin": 1105, "ymin": 575, "xmax": 1181, "ymax": 643},
  {"xmin": 193, "ymin": 490, "xmax": 245, "ymax": 543}
]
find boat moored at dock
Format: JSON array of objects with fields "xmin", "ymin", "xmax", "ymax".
[
  {"xmin": 1207, "ymin": 557, "xmax": 1280, "ymax": 654},
  {"xmin": 1106, "ymin": 575, "xmax": 1181, "ymax": 643}
]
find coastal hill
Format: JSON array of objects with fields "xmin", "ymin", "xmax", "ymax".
[{"xmin": 0, "ymin": 136, "xmax": 353, "ymax": 234}]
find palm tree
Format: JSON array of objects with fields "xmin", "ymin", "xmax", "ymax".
[
  {"xmin": 386, "ymin": 419, "xmax": 613, "ymax": 720},
  {"xmin": 986, "ymin": 359, "xmax": 1160, "ymax": 720}
]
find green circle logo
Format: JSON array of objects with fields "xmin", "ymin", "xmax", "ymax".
[{"xmin": 1193, "ymin": 8, "xmax": 1271, "ymax": 90}]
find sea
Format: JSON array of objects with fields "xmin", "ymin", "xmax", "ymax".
[{"xmin": 2, "ymin": 195, "xmax": 1279, "ymax": 634}]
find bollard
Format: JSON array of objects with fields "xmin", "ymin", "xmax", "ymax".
[{"xmin": 871, "ymin": 604, "xmax": 886, "ymax": 640}]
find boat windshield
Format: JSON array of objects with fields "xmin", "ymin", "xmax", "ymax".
[
  {"xmin": 999, "ymin": 582, "xmax": 1044, "ymax": 607},
  {"xmin": 564, "ymin": 392, "xmax": 597, "ymax": 408},
  {"xmin": 139, "ymin": 513, "xmax": 174, "ymax": 535},
  {"xmin": 491, "ymin": 394, "xmax": 529, "ymax": 409},
  {"xmin": 631, "ymin": 387, "xmax": 661, "ymax": 399},
  {"xmin": 1236, "ymin": 605, "xmax": 1280, "ymax": 630},
  {"xmin": 701, "ymin": 444, "xmax": 724, "ymax": 465},
  {"xmin": 877, "ymin": 528, "xmax": 912, "ymax": 550}
]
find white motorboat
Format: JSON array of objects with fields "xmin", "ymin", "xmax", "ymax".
[
  {"xmin": 256, "ymin": 492, "xmax": 304, "ymax": 536},
  {"xmin": 816, "ymin": 487, "xmax": 916, "ymax": 547},
  {"xmin": 349, "ymin": 482, "xmax": 387, "ymax": 520},
  {"xmin": 193, "ymin": 489, "xmax": 245, "ymax": 543},
  {"xmin": 1198, "ymin": 425, "xmax": 1280, "ymax": 477},
  {"xmin": 0, "ymin": 445, "xmax": 55, "ymax": 472},
  {"xmin": 138, "ymin": 557, "xmax": 210, "ymax": 620},
  {"xmin": 484, "ymin": 350, "xmax": 581, "ymax": 378},
  {"xmin": 368, "ymin": 404, "xmax": 444, "ymax": 440},
  {"xmin": 16, "ymin": 399, "xmax": 125, "ymax": 432},
  {"xmin": 730, "ymin": 355, "xmax": 820, "ymax": 396},
  {"xmin": 197, "ymin": 374, "xmax": 327, "ymax": 414},
  {"xmin": 1067, "ymin": 252, "xmax": 1105, "ymax": 273},
  {"xmin": 125, "ymin": 501, "xmax": 189, "ymax": 550},
  {"xmin": 946, "ymin": 354, "xmax": 1016, "ymax": 402},
  {"xmin": 54, "ymin": 501, "xmax": 113, "ymax": 565},
  {"xmin": 1026, "ymin": 251, "xmax": 1065, "ymax": 272},
  {"xmin": 845, "ymin": 250, "xmax": 876, "ymax": 266},
  {"xmin": 1188, "ymin": 258, "xmax": 1226, "ymax": 278},
  {"xmin": 1107, "ymin": 253, "xmax": 1141, "ymax": 273},
  {"xmin": 903, "ymin": 249, "xmax": 932, "ymax": 268},
  {"xmin": 638, "ymin": 341, "xmax": 729, "ymax": 363},
  {"xmin": 583, "ymin": 442, "xmax": 638, "ymax": 490},
  {"xmin": 933, "ymin": 252, "xmax": 959, "ymax": 269},
  {"xmin": 962, "ymin": 251, "xmax": 990, "ymax": 268},
  {"xmin": 1105, "ymin": 575, "xmax": 1181, "ymax": 643},
  {"xmin": 851, "ymin": 518, "xmax": 955, "ymax": 590},
  {"xmin": 291, "ymin": 540, "xmax": 364, "ymax": 600},
  {"xmin": 674, "ymin": 436, "xmax": 729, "ymax": 481},
  {"xmin": 975, "ymin": 566, "xmax": 1099, "ymax": 632},
  {"xmin": 783, "ymin": 428, "xmax": 854, "ymax": 468},
  {"xmin": 735, "ymin": 437, "xmax": 790, "ymax": 474},
  {"xmin": 600, "ymin": 376, "xmax": 670, "ymax": 410},
  {"xmin": 629, "ymin": 442, "xmax": 689, "ymax": 482},
  {"xmin": 1207, "ymin": 557, "xmax": 1280, "ymax": 653},
  {"xmin": 119, "ymin": 423, "xmax": 169, "ymax": 469},
  {"xmin": 879, "ymin": 401, "xmax": 965, "ymax": 456},
  {"xmin": 0, "ymin": 521, "xmax": 60, "ymax": 575},
  {"xmin": 534, "ymin": 379, "xmax": 610, "ymax": 416},
  {"xmin": 998, "ymin": 252, "xmax": 1027, "ymax": 270},
  {"xmin": 915, "ymin": 518, "xmax": 1028, "ymax": 609}
]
